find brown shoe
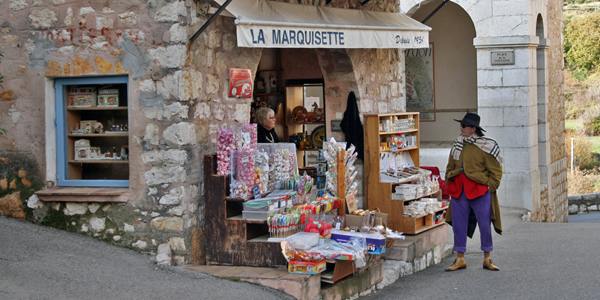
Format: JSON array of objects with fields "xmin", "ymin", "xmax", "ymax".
[
  {"xmin": 445, "ymin": 257, "xmax": 467, "ymax": 271},
  {"xmin": 483, "ymin": 257, "xmax": 500, "ymax": 271}
]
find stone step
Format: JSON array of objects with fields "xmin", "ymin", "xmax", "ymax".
[
  {"xmin": 383, "ymin": 223, "xmax": 449, "ymax": 264},
  {"xmin": 179, "ymin": 224, "xmax": 452, "ymax": 299}
]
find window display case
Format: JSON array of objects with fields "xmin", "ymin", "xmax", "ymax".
[{"xmin": 55, "ymin": 76, "xmax": 129, "ymax": 187}]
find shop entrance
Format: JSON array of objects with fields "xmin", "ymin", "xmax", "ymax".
[{"xmin": 253, "ymin": 48, "xmax": 327, "ymax": 168}]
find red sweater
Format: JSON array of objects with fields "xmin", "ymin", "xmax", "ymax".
[{"xmin": 447, "ymin": 172, "xmax": 488, "ymax": 199}]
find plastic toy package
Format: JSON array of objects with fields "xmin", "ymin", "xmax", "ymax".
[
  {"xmin": 230, "ymin": 149, "xmax": 255, "ymax": 198},
  {"xmin": 258, "ymin": 143, "xmax": 298, "ymax": 191},
  {"xmin": 217, "ymin": 124, "xmax": 257, "ymax": 176},
  {"xmin": 281, "ymin": 240, "xmax": 326, "ymax": 274},
  {"xmin": 253, "ymin": 148, "xmax": 270, "ymax": 194}
]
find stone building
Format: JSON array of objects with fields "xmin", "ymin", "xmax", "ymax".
[{"xmin": 0, "ymin": 0, "xmax": 565, "ymax": 265}]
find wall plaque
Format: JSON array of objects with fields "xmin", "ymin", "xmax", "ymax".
[{"xmin": 491, "ymin": 51, "xmax": 515, "ymax": 65}]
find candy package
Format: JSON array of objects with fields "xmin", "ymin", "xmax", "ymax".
[{"xmin": 230, "ymin": 149, "xmax": 255, "ymax": 198}]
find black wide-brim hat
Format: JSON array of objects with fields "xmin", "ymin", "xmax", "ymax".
[{"xmin": 454, "ymin": 112, "xmax": 486, "ymax": 132}]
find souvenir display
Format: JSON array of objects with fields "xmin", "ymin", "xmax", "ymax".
[
  {"xmin": 267, "ymin": 143, "xmax": 298, "ymax": 190},
  {"xmin": 281, "ymin": 241, "xmax": 326, "ymax": 275},
  {"xmin": 74, "ymin": 139, "xmax": 91, "ymax": 160},
  {"xmin": 217, "ymin": 124, "xmax": 258, "ymax": 176},
  {"xmin": 310, "ymin": 125, "xmax": 326, "ymax": 148},
  {"xmin": 79, "ymin": 120, "xmax": 97, "ymax": 134},
  {"xmin": 230, "ymin": 149, "xmax": 255, "ymax": 199},
  {"xmin": 379, "ymin": 115, "xmax": 415, "ymax": 132},
  {"xmin": 97, "ymin": 88, "xmax": 119, "ymax": 107},
  {"xmin": 217, "ymin": 128, "xmax": 234, "ymax": 175},
  {"xmin": 74, "ymin": 139, "xmax": 127, "ymax": 161},
  {"xmin": 291, "ymin": 106, "xmax": 308, "ymax": 123},
  {"xmin": 403, "ymin": 198, "xmax": 444, "ymax": 217},
  {"xmin": 309, "ymin": 238, "xmax": 367, "ymax": 267},
  {"xmin": 68, "ymin": 86, "xmax": 97, "ymax": 107},
  {"xmin": 253, "ymin": 148, "xmax": 270, "ymax": 194}
]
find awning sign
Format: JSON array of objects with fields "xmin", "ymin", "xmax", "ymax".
[{"xmin": 237, "ymin": 26, "xmax": 428, "ymax": 49}]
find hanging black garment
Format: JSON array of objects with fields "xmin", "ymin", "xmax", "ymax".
[{"xmin": 340, "ymin": 91, "xmax": 364, "ymax": 160}]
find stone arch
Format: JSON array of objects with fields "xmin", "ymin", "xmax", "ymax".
[{"xmin": 401, "ymin": 0, "xmax": 477, "ymax": 143}]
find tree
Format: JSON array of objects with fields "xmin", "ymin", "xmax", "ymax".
[{"xmin": 564, "ymin": 12, "xmax": 600, "ymax": 74}]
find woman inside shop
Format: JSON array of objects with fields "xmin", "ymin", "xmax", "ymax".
[
  {"xmin": 444, "ymin": 112, "xmax": 503, "ymax": 272},
  {"xmin": 255, "ymin": 107, "xmax": 280, "ymax": 143}
]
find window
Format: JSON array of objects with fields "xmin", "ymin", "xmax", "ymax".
[{"xmin": 54, "ymin": 76, "xmax": 129, "ymax": 187}]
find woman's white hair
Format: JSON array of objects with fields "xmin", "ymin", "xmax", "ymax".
[{"xmin": 256, "ymin": 107, "xmax": 274, "ymax": 125}]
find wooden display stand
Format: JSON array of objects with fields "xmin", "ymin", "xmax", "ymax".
[
  {"xmin": 204, "ymin": 148, "xmax": 354, "ymax": 273},
  {"xmin": 363, "ymin": 113, "xmax": 447, "ymax": 234},
  {"xmin": 204, "ymin": 155, "xmax": 287, "ymax": 267}
]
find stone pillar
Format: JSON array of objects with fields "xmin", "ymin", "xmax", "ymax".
[{"xmin": 474, "ymin": 36, "xmax": 541, "ymax": 210}]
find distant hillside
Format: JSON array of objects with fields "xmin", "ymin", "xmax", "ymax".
[{"xmin": 565, "ymin": 0, "xmax": 600, "ymax": 13}]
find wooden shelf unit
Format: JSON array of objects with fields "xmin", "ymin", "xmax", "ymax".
[
  {"xmin": 363, "ymin": 113, "xmax": 447, "ymax": 234},
  {"xmin": 65, "ymin": 84, "xmax": 129, "ymax": 181},
  {"xmin": 204, "ymin": 148, "xmax": 352, "ymax": 276},
  {"xmin": 204, "ymin": 154, "xmax": 288, "ymax": 267}
]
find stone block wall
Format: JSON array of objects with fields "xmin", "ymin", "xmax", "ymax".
[
  {"xmin": 568, "ymin": 193, "xmax": 600, "ymax": 214},
  {"xmin": 1, "ymin": 0, "xmax": 407, "ymax": 264},
  {"xmin": 0, "ymin": 0, "xmax": 221, "ymax": 264}
]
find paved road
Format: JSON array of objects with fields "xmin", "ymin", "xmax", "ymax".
[
  {"xmin": 362, "ymin": 207, "xmax": 600, "ymax": 300},
  {"xmin": 0, "ymin": 216, "xmax": 293, "ymax": 300},
  {"xmin": 2, "ymin": 209, "xmax": 599, "ymax": 300},
  {"xmin": 568, "ymin": 211, "xmax": 600, "ymax": 223}
]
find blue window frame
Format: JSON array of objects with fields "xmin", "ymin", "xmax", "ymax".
[{"xmin": 55, "ymin": 75, "xmax": 129, "ymax": 187}]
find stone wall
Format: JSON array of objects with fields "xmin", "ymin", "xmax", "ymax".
[
  {"xmin": 568, "ymin": 193, "xmax": 600, "ymax": 214},
  {"xmin": 532, "ymin": 158, "xmax": 569, "ymax": 222},
  {"xmin": 0, "ymin": 0, "xmax": 405, "ymax": 264},
  {"xmin": 0, "ymin": 0, "xmax": 219, "ymax": 264},
  {"xmin": 531, "ymin": 0, "xmax": 568, "ymax": 222}
]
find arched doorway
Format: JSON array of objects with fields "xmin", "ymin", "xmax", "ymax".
[
  {"xmin": 405, "ymin": 0, "xmax": 478, "ymax": 172},
  {"xmin": 535, "ymin": 14, "xmax": 551, "ymax": 220}
]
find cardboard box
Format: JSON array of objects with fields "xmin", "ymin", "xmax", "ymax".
[
  {"xmin": 287, "ymin": 259, "xmax": 326, "ymax": 274},
  {"xmin": 68, "ymin": 87, "xmax": 97, "ymax": 107},
  {"xmin": 330, "ymin": 230, "xmax": 386, "ymax": 255},
  {"xmin": 345, "ymin": 212, "xmax": 388, "ymax": 228},
  {"xmin": 97, "ymin": 88, "xmax": 119, "ymax": 107}
]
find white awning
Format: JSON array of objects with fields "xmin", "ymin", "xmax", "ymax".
[{"xmin": 213, "ymin": 0, "xmax": 430, "ymax": 49}]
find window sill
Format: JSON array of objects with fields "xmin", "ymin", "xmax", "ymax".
[{"xmin": 35, "ymin": 187, "xmax": 129, "ymax": 203}]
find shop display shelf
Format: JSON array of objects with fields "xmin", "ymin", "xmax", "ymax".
[
  {"xmin": 242, "ymin": 210, "xmax": 269, "ymax": 220},
  {"xmin": 378, "ymin": 128, "xmax": 418, "ymax": 135},
  {"xmin": 380, "ymin": 146, "xmax": 419, "ymax": 153},
  {"xmin": 68, "ymin": 133, "xmax": 129, "ymax": 137},
  {"xmin": 68, "ymin": 160, "xmax": 128, "ymax": 164},
  {"xmin": 67, "ymin": 106, "xmax": 128, "ymax": 111}
]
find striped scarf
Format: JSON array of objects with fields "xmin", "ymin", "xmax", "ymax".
[{"xmin": 451, "ymin": 134, "xmax": 503, "ymax": 164}]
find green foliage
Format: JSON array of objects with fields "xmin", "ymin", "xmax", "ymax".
[
  {"xmin": 565, "ymin": 0, "xmax": 596, "ymax": 4},
  {"xmin": 584, "ymin": 115, "xmax": 600, "ymax": 136},
  {"xmin": 564, "ymin": 12, "xmax": 600, "ymax": 73}
]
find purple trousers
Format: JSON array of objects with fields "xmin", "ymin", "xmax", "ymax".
[{"xmin": 451, "ymin": 189, "xmax": 493, "ymax": 253}]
